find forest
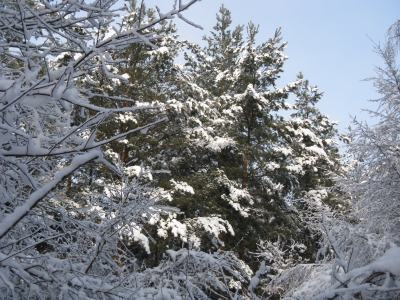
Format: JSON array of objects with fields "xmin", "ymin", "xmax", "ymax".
[{"xmin": 0, "ymin": 0, "xmax": 399, "ymax": 299}]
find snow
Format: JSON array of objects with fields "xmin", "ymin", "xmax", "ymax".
[
  {"xmin": 170, "ymin": 179, "xmax": 195, "ymax": 194},
  {"xmin": 206, "ymin": 137, "xmax": 236, "ymax": 152},
  {"xmin": 0, "ymin": 79, "xmax": 15, "ymax": 91},
  {"xmin": 195, "ymin": 217, "xmax": 235, "ymax": 237},
  {"xmin": 0, "ymin": 150, "xmax": 101, "ymax": 239},
  {"xmin": 219, "ymin": 175, "xmax": 253, "ymax": 217},
  {"xmin": 286, "ymin": 164, "xmax": 304, "ymax": 174},
  {"xmin": 308, "ymin": 248, "xmax": 400, "ymax": 300},
  {"xmin": 265, "ymin": 162, "xmax": 280, "ymax": 171},
  {"xmin": 0, "ymin": 1, "xmax": 211, "ymax": 298},
  {"xmin": 215, "ymin": 71, "xmax": 226, "ymax": 82},
  {"xmin": 369, "ymin": 246, "xmax": 400, "ymax": 276},
  {"xmin": 129, "ymin": 225, "xmax": 151, "ymax": 253},
  {"xmin": 306, "ymin": 145, "xmax": 328, "ymax": 158},
  {"xmin": 2, "ymin": 0, "xmax": 397, "ymax": 298},
  {"xmin": 273, "ymin": 147, "xmax": 292, "ymax": 156},
  {"xmin": 148, "ymin": 46, "xmax": 169, "ymax": 55},
  {"xmin": 167, "ymin": 219, "xmax": 188, "ymax": 241},
  {"xmin": 280, "ymin": 264, "xmax": 332, "ymax": 299},
  {"xmin": 299, "ymin": 128, "xmax": 318, "ymax": 142}
]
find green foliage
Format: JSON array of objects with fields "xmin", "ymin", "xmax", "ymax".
[
  {"xmin": 74, "ymin": 4, "xmax": 343, "ymax": 272},
  {"xmin": 170, "ymin": 6, "xmax": 342, "ymax": 264}
]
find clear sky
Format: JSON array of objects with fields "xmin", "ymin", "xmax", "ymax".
[{"xmin": 141, "ymin": 0, "xmax": 399, "ymax": 134}]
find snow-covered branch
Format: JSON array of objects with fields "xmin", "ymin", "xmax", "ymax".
[{"xmin": 0, "ymin": 0, "xmax": 202, "ymax": 298}]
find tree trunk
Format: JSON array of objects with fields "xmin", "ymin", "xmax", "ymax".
[
  {"xmin": 242, "ymin": 111, "xmax": 252, "ymax": 189},
  {"xmin": 239, "ymin": 242, "xmax": 245, "ymax": 261}
]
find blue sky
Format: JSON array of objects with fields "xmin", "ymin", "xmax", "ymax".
[{"xmin": 142, "ymin": 0, "xmax": 399, "ymax": 134}]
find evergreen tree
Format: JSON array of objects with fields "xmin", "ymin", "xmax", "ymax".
[
  {"xmin": 89, "ymin": 4, "xmax": 342, "ymax": 272},
  {"xmin": 164, "ymin": 6, "xmax": 342, "ymax": 264},
  {"xmin": 75, "ymin": 3, "xmax": 237, "ymax": 266}
]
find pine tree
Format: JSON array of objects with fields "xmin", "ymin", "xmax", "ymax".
[
  {"xmin": 77, "ymin": 3, "xmax": 237, "ymax": 266},
  {"xmin": 165, "ymin": 6, "xmax": 343, "ymax": 266},
  {"xmin": 86, "ymin": 4, "xmax": 342, "ymax": 273}
]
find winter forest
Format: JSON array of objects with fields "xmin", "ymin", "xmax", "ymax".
[{"xmin": 0, "ymin": 0, "xmax": 399, "ymax": 299}]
